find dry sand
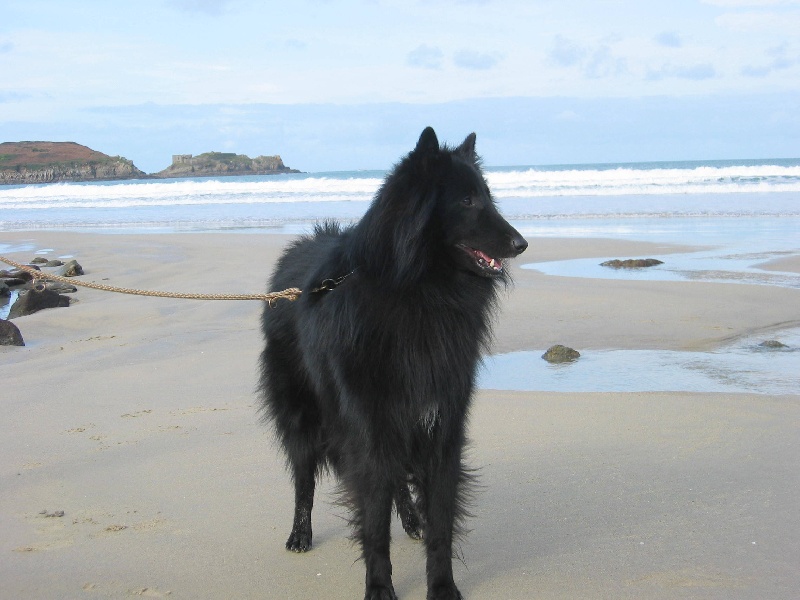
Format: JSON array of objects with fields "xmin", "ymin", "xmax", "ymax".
[{"xmin": 1, "ymin": 230, "xmax": 798, "ymax": 599}]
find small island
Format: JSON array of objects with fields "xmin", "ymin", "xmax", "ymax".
[
  {"xmin": 152, "ymin": 152, "xmax": 299, "ymax": 178},
  {"xmin": 0, "ymin": 142, "xmax": 299, "ymax": 185}
]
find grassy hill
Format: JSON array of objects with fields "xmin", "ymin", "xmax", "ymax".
[{"xmin": 0, "ymin": 141, "xmax": 145, "ymax": 184}]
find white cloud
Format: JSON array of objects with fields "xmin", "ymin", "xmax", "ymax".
[
  {"xmin": 675, "ymin": 63, "xmax": 717, "ymax": 80},
  {"xmin": 741, "ymin": 43, "xmax": 799, "ymax": 76},
  {"xmin": 407, "ymin": 45, "xmax": 444, "ymax": 69},
  {"xmin": 548, "ymin": 36, "xmax": 627, "ymax": 79},
  {"xmin": 584, "ymin": 45, "xmax": 627, "ymax": 78},
  {"xmin": 549, "ymin": 35, "xmax": 585, "ymax": 67},
  {"xmin": 647, "ymin": 63, "xmax": 717, "ymax": 81},
  {"xmin": 3, "ymin": 0, "xmax": 800, "ymax": 115},
  {"xmin": 654, "ymin": 31, "xmax": 683, "ymax": 48},
  {"xmin": 453, "ymin": 50, "xmax": 501, "ymax": 70}
]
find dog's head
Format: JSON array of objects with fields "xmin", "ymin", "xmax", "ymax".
[
  {"xmin": 352, "ymin": 127, "xmax": 527, "ymax": 286},
  {"xmin": 413, "ymin": 127, "xmax": 528, "ymax": 278}
]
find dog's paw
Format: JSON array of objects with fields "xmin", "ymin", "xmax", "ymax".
[
  {"xmin": 427, "ymin": 583, "xmax": 463, "ymax": 600},
  {"xmin": 285, "ymin": 528, "xmax": 312, "ymax": 552},
  {"xmin": 364, "ymin": 584, "xmax": 398, "ymax": 600},
  {"xmin": 364, "ymin": 585, "xmax": 397, "ymax": 600}
]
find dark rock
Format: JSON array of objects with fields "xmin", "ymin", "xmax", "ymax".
[
  {"xmin": 0, "ymin": 318, "xmax": 24, "ymax": 346},
  {"xmin": 44, "ymin": 259, "xmax": 64, "ymax": 267},
  {"xmin": 0, "ymin": 281, "xmax": 8, "ymax": 297},
  {"xmin": 60, "ymin": 260, "xmax": 84, "ymax": 277},
  {"xmin": 43, "ymin": 281, "xmax": 78, "ymax": 294},
  {"xmin": 1, "ymin": 276, "xmax": 29, "ymax": 287},
  {"xmin": 7, "ymin": 288, "xmax": 71, "ymax": 319},
  {"xmin": 542, "ymin": 344, "xmax": 581, "ymax": 363},
  {"xmin": 1, "ymin": 267, "xmax": 36, "ymax": 283},
  {"xmin": 3, "ymin": 280, "xmax": 27, "ymax": 289},
  {"xmin": 759, "ymin": 340, "xmax": 788, "ymax": 349},
  {"xmin": 30, "ymin": 257, "xmax": 49, "ymax": 265},
  {"xmin": 601, "ymin": 258, "xmax": 664, "ymax": 269},
  {"xmin": 37, "ymin": 260, "xmax": 83, "ymax": 278}
]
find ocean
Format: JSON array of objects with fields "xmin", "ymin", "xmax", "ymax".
[{"xmin": 1, "ymin": 158, "xmax": 799, "ymax": 233}]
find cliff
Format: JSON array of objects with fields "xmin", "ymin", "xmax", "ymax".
[
  {"xmin": 153, "ymin": 151, "xmax": 299, "ymax": 178},
  {"xmin": 0, "ymin": 141, "xmax": 146, "ymax": 184}
]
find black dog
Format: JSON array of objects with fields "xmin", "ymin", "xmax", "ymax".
[{"xmin": 259, "ymin": 127, "xmax": 527, "ymax": 599}]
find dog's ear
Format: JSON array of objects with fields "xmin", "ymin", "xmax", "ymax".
[
  {"xmin": 415, "ymin": 127, "xmax": 439, "ymax": 154},
  {"xmin": 456, "ymin": 133, "xmax": 477, "ymax": 162}
]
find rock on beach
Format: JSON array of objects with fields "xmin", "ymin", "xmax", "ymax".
[
  {"xmin": 759, "ymin": 340, "xmax": 789, "ymax": 349},
  {"xmin": 0, "ymin": 318, "xmax": 24, "ymax": 346},
  {"xmin": 542, "ymin": 344, "xmax": 581, "ymax": 363},
  {"xmin": 600, "ymin": 258, "xmax": 664, "ymax": 269},
  {"xmin": 7, "ymin": 288, "xmax": 71, "ymax": 319}
]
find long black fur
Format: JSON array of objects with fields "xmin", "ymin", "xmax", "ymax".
[{"xmin": 259, "ymin": 127, "xmax": 527, "ymax": 600}]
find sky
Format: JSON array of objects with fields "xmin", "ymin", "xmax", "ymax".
[{"xmin": 1, "ymin": 0, "xmax": 799, "ymax": 173}]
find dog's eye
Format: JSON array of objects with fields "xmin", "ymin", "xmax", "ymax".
[{"xmin": 461, "ymin": 195, "xmax": 474, "ymax": 207}]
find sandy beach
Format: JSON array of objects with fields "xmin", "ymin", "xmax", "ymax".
[{"xmin": 1, "ymin": 230, "xmax": 798, "ymax": 599}]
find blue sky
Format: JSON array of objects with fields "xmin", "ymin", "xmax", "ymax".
[{"xmin": 2, "ymin": 0, "xmax": 799, "ymax": 172}]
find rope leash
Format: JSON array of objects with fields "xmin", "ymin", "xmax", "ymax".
[{"xmin": 0, "ymin": 255, "xmax": 302, "ymax": 307}]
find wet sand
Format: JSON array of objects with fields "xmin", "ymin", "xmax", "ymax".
[
  {"xmin": 755, "ymin": 254, "xmax": 800, "ymax": 274},
  {"xmin": 1, "ymin": 230, "xmax": 798, "ymax": 599}
]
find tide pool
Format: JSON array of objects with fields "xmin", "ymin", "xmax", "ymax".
[{"xmin": 480, "ymin": 329, "xmax": 800, "ymax": 395}]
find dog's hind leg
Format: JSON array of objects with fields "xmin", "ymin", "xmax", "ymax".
[
  {"xmin": 286, "ymin": 454, "xmax": 316, "ymax": 552},
  {"xmin": 282, "ymin": 403, "xmax": 324, "ymax": 553}
]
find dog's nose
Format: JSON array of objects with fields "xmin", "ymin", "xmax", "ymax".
[{"xmin": 511, "ymin": 235, "xmax": 528, "ymax": 256}]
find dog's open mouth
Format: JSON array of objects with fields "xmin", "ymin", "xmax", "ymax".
[{"xmin": 457, "ymin": 244, "xmax": 504, "ymax": 275}]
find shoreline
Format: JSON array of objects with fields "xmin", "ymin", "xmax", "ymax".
[
  {"xmin": 2, "ymin": 230, "xmax": 798, "ymax": 599},
  {"xmin": 0, "ymin": 167, "xmax": 307, "ymax": 186}
]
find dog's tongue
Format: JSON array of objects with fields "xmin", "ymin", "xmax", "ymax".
[{"xmin": 475, "ymin": 249, "xmax": 502, "ymax": 269}]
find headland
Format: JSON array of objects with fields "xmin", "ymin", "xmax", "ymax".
[{"xmin": 0, "ymin": 142, "xmax": 145, "ymax": 185}]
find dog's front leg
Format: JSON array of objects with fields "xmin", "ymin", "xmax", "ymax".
[
  {"xmin": 358, "ymin": 479, "xmax": 397, "ymax": 600},
  {"xmin": 423, "ymin": 446, "xmax": 464, "ymax": 600}
]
